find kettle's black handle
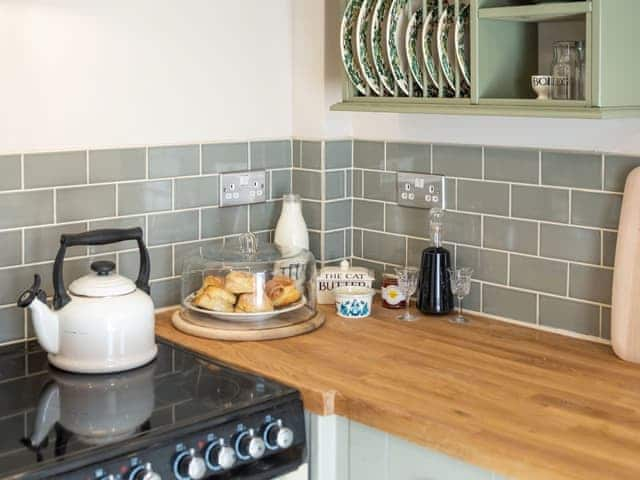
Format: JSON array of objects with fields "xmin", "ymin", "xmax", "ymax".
[{"xmin": 52, "ymin": 227, "xmax": 150, "ymax": 310}]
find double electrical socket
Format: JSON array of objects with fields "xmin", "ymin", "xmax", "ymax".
[
  {"xmin": 396, "ymin": 172, "xmax": 446, "ymax": 209},
  {"xmin": 220, "ymin": 170, "xmax": 267, "ymax": 207}
]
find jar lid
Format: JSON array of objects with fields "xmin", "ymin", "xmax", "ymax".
[{"xmin": 69, "ymin": 261, "xmax": 136, "ymax": 297}]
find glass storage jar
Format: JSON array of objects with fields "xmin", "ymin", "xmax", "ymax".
[
  {"xmin": 551, "ymin": 41, "xmax": 578, "ymax": 100},
  {"xmin": 180, "ymin": 232, "xmax": 317, "ymax": 324}
]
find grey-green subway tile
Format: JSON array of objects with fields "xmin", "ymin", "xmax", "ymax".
[
  {"xmin": 353, "ymin": 169, "xmax": 363, "ymax": 197},
  {"xmin": 569, "ymin": 264, "xmax": 613, "ymax": 304},
  {"xmin": 510, "ymin": 254, "xmax": 567, "ymax": 296},
  {"xmin": 346, "ymin": 170, "xmax": 352, "ymax": 197},
  {"xmin": 445, "ymin": 178, "xmax": 456, "ymax": 210},
  {"xmin": 484, "ymin": 147, "xmax": 539, "ymax": 184},
  {"xmin": 302, "ymin": 201, "xmax": 321, "ymax": 230},
  {"xmin": 175, "ymin": 176, "xmax": 219, "ymax": 209},
  {"xmin": 541, "ymin": 151, "xmax": 601, "ymax": 189},
  {"xmin": 324, "ymin": 230, "xmax": 346, "ymax": 260},
  {"xmin": 457, "ymin": 180, "xmax": 509, "ymax": 216},
  {"xmin": 444, "ymin": 211, "xmax": 482, "ymax": 246},
  {"xmin": 24, "ymin": 151, "xmax": 86, "ymax": 188},
  {"xmin": 292, "ymin": 140, "xmax": 301, "ymax": 168},
  {"xmin": 202, "ymin": 142, "xmax": 248, "ymax": 173},
  {"xmin": 353, "ymin": 141, "xmax": 384, "ymax": 170},
  {"xmin": 352, "ymin": 258, "xmax": 385, "ymax": 288},
  {"xmin": 250, "ymin": 201, "xmax": 281, "ymax": 231},
  {"xmin": 89, "ymin": 148, "xmax": 146, "ymax": 183},
  {"xmin": 292, "ymin": 170, "xmax": 322, "ymax": 200},
  {"xmin": 88, "ymin": 216, "xmax": 145, "ymax": 254},
  {"xmin": 353, "ymin": 229, "xmax": 363, "ymax": 257},
  {"xmin": 151, "ymin": 278, "xmax": 181, "ymax": 308},
  {"xmin": 0, "ymin": 231, "xmax": 21, "ymax": 267},
  {"xmin": 354, "ymin": 200, "xmax": 384, "ymax": 230},
  {"xmin": 0, "ymin": 190, "xmax": 53, "ymax": 229},
  {"xmin": 385, "ymin": 204, "xmax": 429, "ymax": 238},
  {"xmin": 603, "ymin": 231, "xmax": 617, "ymax": 267},
  {"xmin": 325, "ymin": 171, "xmax": 345, "ymax": 200},
  {"xmin": 202, "ymin": 206, "xmax": 248, "ymax": 239},
  {"xmin": 483, "ymin": 217, "xmax": 537, "ymax": 255},
  {"xmin": 118, "ymin": 180, "xmax": 171, "ymax": 215},
  {"xmin": 174, "ymin": 239, "xmax": 224, "ymax": 274},
  {"xmin": 119, "ymin": 246, "xmax": 173, "ymax": 281},
  {"xmin": 432, "ymin": 145, "xmax": 482, "ymax": 179},
  {"xmin": 56, "ymin": 185, "xmax": 115, "ymax": 222},
  {"xmin": 326, "ymin": 140, "xmax": 352, "ymax": 169},
  {"xmin": 0, "ymin": 264, "xmax": 52, "ymax": 305},
  {"xmin": 325, "ymin": 200, "xmax": 351, "ymax": 230},
  {"xmin": 601, "ymin": 307, "xmax": 611, "ymax": 339},
  {"xmin": 539, "ymin": 296, "xmax": 600, "ymax": 336},
  {"xmin": 363, "ymin": 171, "xmax": 396, "ymax": 202},
  {"xmin": 271, "ymin": 170, "xmax": 291, "ymax": 200},
  {"xmin": 301, "ymin": 141, "xmax": 322, "ymax": 170},
  {"xmin": 362, "ymin": 231, "xmax": 405, "ymax": 265},
  {"xmin": 482, "ymin": 285, "xmax": 537, "ymax": 324},
  {"xmin": 407, "ymin": 238, "xmax": 428, "ymax": 268},
  {"xmin": 540, "ymin": 223, "xmax": 600, "ymax": 265},
  {"xmin": 456, "ymin": 246, "xmax": 508, "ymax": 284},
  {"xmin": 148, "ymin": 211, "xmax": 199, "ymax": 246},
  {"xmin": 604, "ymin": 155, "xmax": 640, "ymax": 192},
  {"xmin": 251, "ymin": 140, "xmax": 291, "ymax": 169},
  {"xmin": 464, "ymin": 281, "xmax": 482, "ymax": 312},
  {"xmin": 0, "ymin": 307, "xmax": 24, "ymax": 342},
  {"xmin": 309, "ymin": 231, "xmax": 321, "ymax": 260},
  {"xmin": 512, "ymin": 185, "xmax": 569, "ymax": 223},
  {"xmin": 0, "ymin": 155, "xmax": 21, "ymax": 191},
  {"xmin": 571, "ymin": 191, "xmax": 622, "ymax": 229},
  {"xmin": 25, "ymin": 223, "xmax": 86, "ymax": 263},
  {"xmin": 345, "ymin": 228, "xmax": 352, "ymax": 257},
  {"xmin": 149, "ymin": 145, "xmax": 199, "ymax": 178},
  {"xmin": 386, "ymin": 143, "xmax": 430, "ymax": 173}
]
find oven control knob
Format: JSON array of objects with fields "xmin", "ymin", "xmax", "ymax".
[
  {"xmin": 129, "ymin": 463, "xmax": 161, "ymax": 480},
  {"xmin": 264, "ymin": 419, "xmax": 295, "ymax": 450},
  {"xmin": 175, "ymin": 449, "xmax": 206, "ymax": 480},
  {"xmin": 205, "ymin": 438, "xmax": 236, "ymax": 471},
  {"xmin": 236, "ymin": 428, "xmax": 266, "ymax": 460}
]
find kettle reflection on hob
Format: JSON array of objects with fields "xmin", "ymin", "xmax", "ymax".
[{"xmin": 29, "ymin": 362, "xmax": 156, "ymax": 450}]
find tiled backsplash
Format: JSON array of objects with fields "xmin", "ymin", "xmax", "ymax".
[
  {"xmin": 1, "ymin": 137, "xmax": 638, "ymax": 346},
  {"xmin": 0, "ymin": 140, "xmax": 293, "ymax": 345}
]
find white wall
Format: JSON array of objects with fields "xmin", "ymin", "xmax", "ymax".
[
  {"xmin": 298, "ymin": 0, "xmax": 640, "ymax": 155},
  {"xmin": 0, "ymin": 0, "xmax": 293, "ymax": 153}
]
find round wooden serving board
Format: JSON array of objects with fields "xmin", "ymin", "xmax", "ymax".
[{"xmin": 172, "ymin": 309, "xmax": 325, "ymax": 341}]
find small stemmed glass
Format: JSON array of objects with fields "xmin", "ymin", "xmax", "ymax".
[
  {"xmin": 394, "ymin": 266, "xmax": 419, "ymax": 321},
  {"xmin": 448, "ymin": 267, "xmax": 474, "ymax": 324}
]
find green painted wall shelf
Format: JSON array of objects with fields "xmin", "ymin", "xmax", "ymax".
[{"xmin": 332, "ymin": 0, "xmax": 640, "ymax": 118}]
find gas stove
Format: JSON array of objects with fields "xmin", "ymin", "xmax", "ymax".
[{"xmin": 0, "ymin": 339, "xmax": 305, "ymax": 480}]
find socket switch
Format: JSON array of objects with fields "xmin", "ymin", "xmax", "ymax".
[
  {"xmin": 396, "ymin": 172, "xmax": 446, "ymax": 209},
  {"xmin": 220, "ymin": 170, "xmax": 267, "ymax": 207}
]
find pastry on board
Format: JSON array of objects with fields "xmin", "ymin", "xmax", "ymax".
[
  {"xmin": 265, "ymin": 275, "xmax": 302, "ymax": 307},
  {"xmin": 196, "ymin": 275, "xmax": 225, "ymax": 295},
  {"xmin": 192, "ymin": 286, "xmax": 236, "ymax": 312},
  {"xmin": 235, "ymin": 292, "xmax": 274, "ymax": 313},
  {"xmin": 224, "ymin": 271, "xmax": 256, "ymax": 294}
]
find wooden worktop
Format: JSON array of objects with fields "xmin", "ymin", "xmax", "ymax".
[{"xmin": 156, "ymin": 303, "xmax": 640, "ymax": 480}]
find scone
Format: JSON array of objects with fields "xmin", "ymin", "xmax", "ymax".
[
  {"xmin": 235, "ymin": 293, "xmax": 274, "ymax": 313},
  {"xmin": 196, "ymin": 275, "xmax": 225, "ymax": 295},
  {"xmin": 265, "ymin": 275, "xmax": 302, "ymax": 308},
  {"xmin": 193, "ymin": 286, "xmax": 236, "ymax": 312},
  {"xmin": 224, "ymin": 271, "xmax": 256, "ymax": 294}
]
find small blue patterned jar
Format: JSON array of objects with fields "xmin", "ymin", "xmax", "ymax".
[{"xmin": 334, "ymin": 287, "xmax": 375, "ymax": 319}]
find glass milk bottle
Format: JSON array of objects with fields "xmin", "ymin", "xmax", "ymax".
[{"xmin": 274, "ymin": 194, "xmax": 309, "ymax": 253}]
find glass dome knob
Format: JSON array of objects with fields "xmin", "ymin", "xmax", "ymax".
[{"xmin": 239, "ymin": 232, "xmax": 258, "ymax": 257}]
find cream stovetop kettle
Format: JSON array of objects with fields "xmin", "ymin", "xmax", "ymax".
[{"xmin": 17, "ymin": 227, "xmax": 157, "ymax": 374}]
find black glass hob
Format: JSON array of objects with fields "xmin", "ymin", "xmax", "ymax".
[{"xmin": 0, "ymin": 339, "xmax": 305, "ymax": 480}]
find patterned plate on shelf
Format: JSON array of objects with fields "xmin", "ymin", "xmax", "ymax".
[
  {"xmin": 437, "ymin": 3, "xmax": 456, "ymax": 91},
  {"xmin": 455, "ymin": 3, "xmax": 471, "ymax": 87},
  {"xmin": 421, "ymin": 5, "xmax": 440, "ymax": 90},
  {"xmin": 357, "ymin": 0, "xmax": 382, "ymax": 95},
  {"xmin": 387, "ymin": 0, "xmax": 422, "ymax": 96},
  {"xmin": 341, "ymin": 0, "xmax": 368, "ymax": 95},
  {"xmin": 371, "ymin": 0, "xmax": 395, "ymax": 95},
  {"xmin": 405, "ymin": 8, "xmax": 424, "ymax": 91}
]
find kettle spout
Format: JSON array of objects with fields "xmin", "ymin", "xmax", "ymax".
[{"xmin": 17, "ymin": 275, "xmax": 59, "ymax": 355}]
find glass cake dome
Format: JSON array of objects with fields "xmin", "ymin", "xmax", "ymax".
[{"xmin": 180, "ymin": 233, "xmax": 317, "ymax": 323}]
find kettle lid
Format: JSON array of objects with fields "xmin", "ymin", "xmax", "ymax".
[{"xmin": 68, "ymin": 261, "xmax": 136, "ymax": 297}]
